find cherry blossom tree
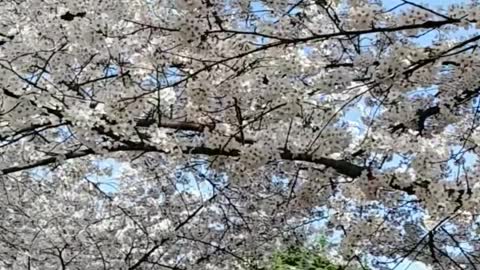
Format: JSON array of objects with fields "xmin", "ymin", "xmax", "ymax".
[{"xmin": 1, "ymin": 0, "xmax": 480, "ymax": 269}]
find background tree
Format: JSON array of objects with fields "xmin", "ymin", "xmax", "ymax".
[
  {"xmin": 0, "ymin": 0, "xmax": 480, "ymax": 269},
  {"xmin": 270, "ymin": 246, "xmax": 342, "ymax": 270},
  {"xmin": 266, "ymin": 236, "xmax": 367, "ymax": 270}
]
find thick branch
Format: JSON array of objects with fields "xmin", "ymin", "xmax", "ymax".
[
  {"xmin": 0, "ymin": 142, "xmax": 363, "ymax": 179},
  {"xmin": 391, "ymin": 86, "xmax": 480, "ymax": 135},
  {"xmin": 135, "ymin": 118, "xmax": 213, "ymax": 132}
]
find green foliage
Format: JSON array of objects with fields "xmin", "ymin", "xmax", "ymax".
[
  {"xmin": 269, "ymin": 246, "xmax": 341, "ymax": 270},
  {"xmin": 266, "ymin": 236, "xmax": 368, "ymax": 270}
]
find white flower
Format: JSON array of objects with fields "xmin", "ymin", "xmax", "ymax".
[
  {"xmin": 151, "ymin": 128, "xmax": 168, "ymax": 145},
  {"xmin": 159, "ymin": 87, "xmax": 176, "ymax": 106},
  {"xmin": 422, "ymin": 214, "xmax": 437, "ymax": 231}
]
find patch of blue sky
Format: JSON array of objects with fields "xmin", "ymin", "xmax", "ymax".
[
  {"xmin": 384, "ymin": 0, "xmax": 469, "ymax": 10},
  {"xmin": 26, "ymin": 157, "xmax": 121, "ymax": 196},
  {"xmin": 174, "ymin": 165, "xmax": 215, "ymax": 197},
  {"xmin": 104, "ymin": 64, "xmax": 117, "ymax": 77},
  {"xmin": 87, "ymin": 158, "xmax": 121, "ymax": 193},
  {"xmin": 249, "ymin": 1, "xmax": 279, "ymax": 21},
  {"xmin": 385, "ymin": 0, "xmax": 479, "ymax": 44}
]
